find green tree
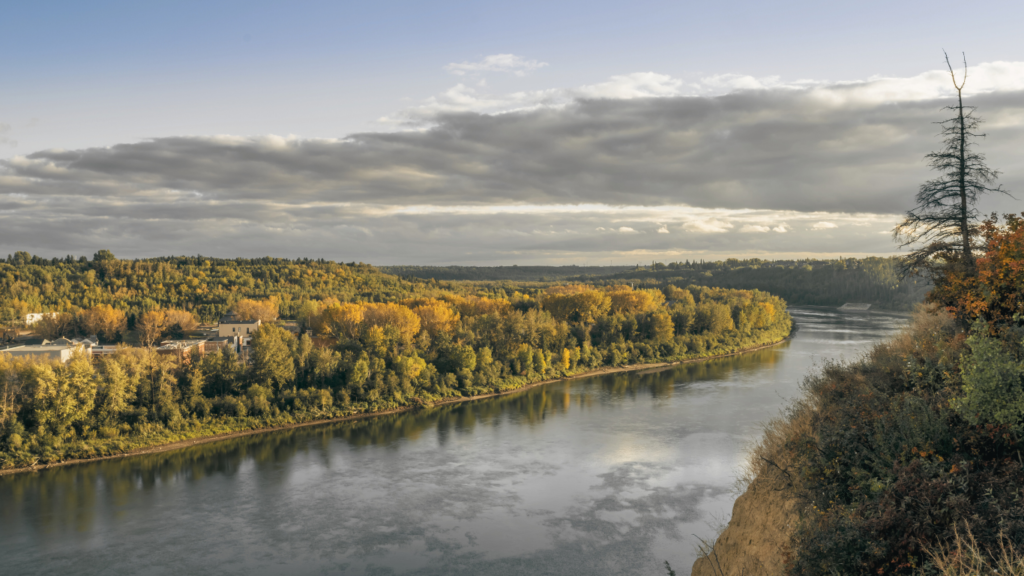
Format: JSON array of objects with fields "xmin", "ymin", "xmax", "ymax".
[
  {"xmin": 693, "ymin": 302, "xmax": 734, "ymax": 334},
  {"xmin": 31, "ymin": 352, "xmax": 96, "ymax": 438},
  {"xmin": 201, "ymin": 346, "xmax": 242, "ymax": 396},
  {"xmin": 249, "ymin": 325, "xmax": 296, "ymax": 392},
  {"xmin": 96, "ymin": 359, "xmax": 130, "ymax": 425},
  {"xmin": 93, "ymin": 249, "xmax": 116, "ymax": 262}
]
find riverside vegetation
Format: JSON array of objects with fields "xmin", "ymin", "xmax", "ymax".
[
  {"xmin": 705, "ymin": 216, "xmax": 1024, "ymax": 575},
  {"xmin": 0, "ymin": 253, "xmax": 791, "ymax": 471}
]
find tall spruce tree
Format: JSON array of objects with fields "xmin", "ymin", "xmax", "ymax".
[{"xmin": 894, "ymin": 52, "xmax": 1006, "ymax": 277}]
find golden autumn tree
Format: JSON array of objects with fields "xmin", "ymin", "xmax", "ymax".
[
  {"xmin": 361, "ymin": 303, "xmax": 421, "ymax": 342},
  {"xmin": 78, "ymin": 304, "xmax": 127, "ymax": 342},
  {"xmin": 233, "ymin": 298, "xmax": 280, "ymax": 322},
  {"xmin": 541, "ymin": 285, "xmax": 611, "ymax": 323},
  {"xmin": 411, "ymin": 301, "xmax": 460, "ymax": 336},
  {"xmin": 162, "ymin": 309, "xmax": 198, "ymax": 338},
  {"xmin": 315, "ymin": 302, "xmax": 364, "ymax": 339},
  {"xmin": 447, "ymin": 295, "xmax": 511, "ymax": 317},
  {"xmin": 136, "ymin": 310, "xmax": 166, "ymax": 347},
  {"xmin": 605, "ymin": 285, "xmax": 665, "ymax": 315}
]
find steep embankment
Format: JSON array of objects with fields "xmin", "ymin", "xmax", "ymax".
[
  {"xmin": 692, "ymin": 304, "xmax": 1024, "ymax": 575},
  {"xmin": 691, "ymin": 476, "xmax": 803, "ymax": 576}
]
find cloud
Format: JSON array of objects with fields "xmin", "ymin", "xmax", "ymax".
[
  {"xmin": 684, "ymin": 219, "xmax": 735, "ymax": 234},
  {"xmin": 0, "ymin": 196, "xmax": 902, "ymax": 264},
  {"xmin": 391, "ymin": 60, "xmax": 1024, "ymax": 124},
  {"xmin": 3, "ymin": 62, "xmax": 1023, "ymax": 262},
  {"xmin": 576, "ymin": 73, "xmax": 684, "ymax": 99},
  {"xmin": 445, "ymin": 54, "xmax": 548, "ymax": 76},
  {"xmin": 14, "ymin": 81, "xmax": 1021, "ymax": 216}
]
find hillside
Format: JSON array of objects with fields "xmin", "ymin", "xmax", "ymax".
[{"xmin": 695, "ymin": 219, "xmax": 1024, "ymax": 575}]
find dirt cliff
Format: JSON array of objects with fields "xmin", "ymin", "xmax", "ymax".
[{"xmin": 691, "ymin": 475, "xmax": 804, "ymax": 576}]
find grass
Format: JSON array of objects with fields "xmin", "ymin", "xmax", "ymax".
[{"xmin": 926, "ymin": 527, "xmax": 1024, "ymax": 576}]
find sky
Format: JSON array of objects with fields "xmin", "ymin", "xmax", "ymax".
[{"xmin": 2, "ymin": 0, "xmax": 1024, "ymax": 265}]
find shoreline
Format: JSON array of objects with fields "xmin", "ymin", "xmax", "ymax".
[{"xmin": 1, "ymin": 335, "xmax": 790, "ymax": 477}]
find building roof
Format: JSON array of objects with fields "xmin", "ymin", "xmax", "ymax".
[
  {"xmin": 219, "ymin": 313, "xmax": 260, "ymax": 325},
  {"xmin": 157, "ymin": 339, "xmax": 206, "ymax": 350},
  {"xmin": 2, "ymin": 344, "xmax": 75, "ymax": 354}
]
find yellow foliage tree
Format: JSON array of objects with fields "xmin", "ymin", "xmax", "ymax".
[
  {"xmin": 315, "ymin": 303, "xmax": 364, "ymax": 339},
  {"xmin": 541, "ymin": 286, "xmax": 611, "ymax": 323},
  {"xmin": 447, "ymin": 295, "xmax": 512, "ymax": 317},
  {"xmin": 78, "ymin": 304, "xmax": 127, "ymax": 342},
  {"xmin": 162, "ymin": 309, "xmax": 198, "ymax": 337},
  {"xmin": 412, "ymin": 303, "xmax": 460, "ymax": 336},
  {"xmin": 137, "ymin": 310, "xmax": 166, "ymax": 347},
  {"xmin": 233, "ymin": 298, "xmax": 280, "ymax": 322},
  {"xmin": 605, "ymin": 286, "xmax": 665, "ymax": 315},
  {"xmin": 362, "ymin": 303, "xmax": 421, "ymax": 342}
]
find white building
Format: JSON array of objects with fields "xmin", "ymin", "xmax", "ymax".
[{"xmin": 24, "ymin": 312, "xmax": 58, "ymax": 326}]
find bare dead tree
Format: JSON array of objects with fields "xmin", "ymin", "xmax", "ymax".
[{"xmin": 893, "ymin": 51, "xmax": 1008, "ymax": 278}]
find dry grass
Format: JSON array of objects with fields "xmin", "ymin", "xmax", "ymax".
[
  {"xmin": 926, "ymin": 527, "xmax": 1024, "ymax": 575},
  {"xmin": 872, "ymin": 302, "xmax": 959, "ymax": 368}
]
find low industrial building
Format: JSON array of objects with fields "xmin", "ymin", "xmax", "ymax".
[
  {"xmin": 0, "ymin": 342, "xmax": 89, "ymax": 364},
  {"xmin": 217, "ymin": 312, "xmax": 261, "ymax": 338}
]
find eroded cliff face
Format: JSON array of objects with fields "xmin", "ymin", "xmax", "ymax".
[{"xmin": 691, "ymin": 476, "xmax": 804, "ymax": 576}]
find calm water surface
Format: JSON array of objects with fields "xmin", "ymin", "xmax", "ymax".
[{"xmin": 0, "ymin": 307, "xmax": 906, "ymax": 575}]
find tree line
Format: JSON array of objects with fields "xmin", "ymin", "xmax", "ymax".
[{"xmin": 592, "ymin": 257, "xmax": 930, "ymax": 311}]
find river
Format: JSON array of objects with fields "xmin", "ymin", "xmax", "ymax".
[{"xmin": 0, "ymin": 306, "xmax": 907, "ymax": 575}]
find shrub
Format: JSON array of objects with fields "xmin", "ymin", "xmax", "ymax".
[{"xmin": 953, "ymin": 325, "xmax": 1024, "ymax": 430}]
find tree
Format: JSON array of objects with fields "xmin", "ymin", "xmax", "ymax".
[
  {"xmin": 78, "ymin": 304, "xmax": 127, "ymax": 342},
  {"xmin": 137, "ymin": 310, "xmax": 166, "ymax": 347},
  {"xmin": 36, "ymin": 312, "xmax": 76, "ymax": 340},
  {"xmin": 162, "ymin": 309, "xmax": 198, "ymax": 338},
  {"xmin": 411, "ymin": 302, "xmax": 459, "ymax": 336},
  {"xmin": 30, "ymin": 351, "xmax": 96, "ymax": 439},
  {"xmin": 315, "ymin": 303, "xmax": 364, "ymax": 339},
  {"xmin": 96, "ymin": 359, "xmax": 130, "ymax": 425},
  {"xmin": 361, "ymin": 303, "xmax": 421, "ymax": 343},
  {"xmin": 894, "ymin": 52, "xmax": 1006, "ymax": 278},
  {"xmin": 249, "ymin": 325, "xmax": 296, "ymax": 392},
  {"xmin": 693, "ymin": 302, "xmax": 734, "ymax": 334},
  {"xmin": 541, "ymin": 286, "xmax": 611, "ymax": 323},
  {"xmin": 93, "ymin": 249, "xmax": 116, "ymax": 262},
  {"xmin": 233, "ymin": 298, "xmax": 279, "ymax": 322}
]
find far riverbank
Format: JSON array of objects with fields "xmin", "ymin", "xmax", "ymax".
[{"xmin": 0, "ymin": 334, "xmax": 791, "ymax": 477}]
